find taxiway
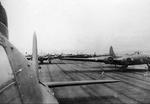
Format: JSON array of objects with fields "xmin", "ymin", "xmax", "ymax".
[{"xmin": 39, "ymin": 59, "xmax": 150, "ymax": 104}]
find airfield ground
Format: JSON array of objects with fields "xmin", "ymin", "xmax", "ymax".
[{"xmin": 39, "ymin": 59, "xmax": 150, "ymax": 104}]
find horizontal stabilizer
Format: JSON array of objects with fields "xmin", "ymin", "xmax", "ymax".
[{"xmin": 43, "ymin": 80, "xmax": 119, "ymax": 88}]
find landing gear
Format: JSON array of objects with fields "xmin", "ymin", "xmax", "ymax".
[
  {"xmin": 115, "ymin": 64, "xmax": 117, "ymax": 69},
  {"xmin": 144, "ymin": 64, "xmax": 150, "ymax": 77},
  {"xmin": 120, "ymin": 65, "xmax": 128, "ymax": 71},
  {"xmin": 40, "ymin": 60, "xmax": 43, "ymax": 64},
  {"xmin": 147, "ymin": 64, "xmax": 150, "ymax": 71},
  {"xmin": 48, "ymin": 60, "xmax": 51, "ymax": 64}
]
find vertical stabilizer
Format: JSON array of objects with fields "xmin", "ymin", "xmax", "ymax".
[
  {"xmin": 32, "ymin": 32, "xmax": 39, "ymax": 80},
  {"xmin": 109, "ymin": 46, "xmax": 116, "ymax": 58}
]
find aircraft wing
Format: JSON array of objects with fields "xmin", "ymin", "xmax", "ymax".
[
  {"xmin": 61, "ymin": 57, "xmax": 105, "ymax": 62},
  {"xmin": 61, "ymin": 57, "xmax": 124, "ymax": 65},
  {"xmin": 42, "ymin": 80, "xmax": 119, "ymax": 88}
]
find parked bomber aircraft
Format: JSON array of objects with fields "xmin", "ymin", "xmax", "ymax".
[
  {"xmin": 0, "ymin": 3, "xmax": 119, "ymax": 104},
  {"xmin": 26, "ymin": 54, "xmax": 56, "ymax": 64},
  {"xmin": 25, "ymin": 54, "xmax": 32, "ymax": 60},
  {"xmin": 38, "ymin": 54, "xmax": 61, "ymax": 64},
  {"xmin": 62, "ymin": 46, "xmax": 150, "ymax": 70}
]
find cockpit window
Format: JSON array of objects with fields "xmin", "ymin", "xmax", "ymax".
[{"xmin": 0, "ymin": 45, "xmax": 13, "ymax": 85}]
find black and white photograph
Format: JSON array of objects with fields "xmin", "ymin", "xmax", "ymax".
[{"xmin": 1, "ymin": 0, "xmax": 150, "ymax": 104}]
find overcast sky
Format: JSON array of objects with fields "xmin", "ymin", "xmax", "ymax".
[{"xmin": 1, "ymin": 0, "xmax": 150, "ymax": 55}]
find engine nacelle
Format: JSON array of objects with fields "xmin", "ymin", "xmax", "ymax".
[
  {"xmin": 104, "ymin": 56, "xmax": 114, "ymax": 64},
  {"xmin": 125, "ymin": 57, "xmax": 133, "ymax": 64}
]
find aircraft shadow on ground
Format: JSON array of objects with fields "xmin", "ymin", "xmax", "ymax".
[{"xmin": 58, "ymin": 96, "xmax": 120, "ymax": 104}]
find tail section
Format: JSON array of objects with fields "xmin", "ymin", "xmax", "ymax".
[
  {"xmin": 32, "ymin": 32, "xmax": 39, "ymax": 80},
  {"xmin": 109, "ymin": 46, "xmax": 116, "ymax": 58}
]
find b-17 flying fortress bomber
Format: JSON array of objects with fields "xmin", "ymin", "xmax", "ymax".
[{"xmin": 62, "ymin": 46, "xmax": 150, "ymax": 70}]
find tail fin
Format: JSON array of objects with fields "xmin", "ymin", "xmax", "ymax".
[
  {"xmin": 32, "ymin": 32, "xmax": 39, "ymax": 80},
  {"xmin": 109, "ymin": 46, "xmax": 116, "ymax": 58}
]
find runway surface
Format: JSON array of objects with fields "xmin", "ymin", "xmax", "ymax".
[{"xmin": 39, "ymin": 59, "xmax": 150, "ymax": 104}]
